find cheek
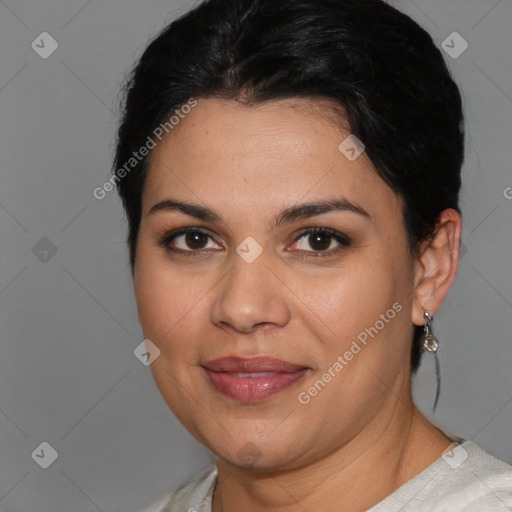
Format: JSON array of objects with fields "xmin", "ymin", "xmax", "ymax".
[
  {"xmin": 287, "ymin": 251, "xmax": 412, "ymax": 406},
  {"xmin": 132, "ymin": 249, "xmax": 212, "ymax": 428},
  {"xmin": 133, "ymin": 246, "xmax": 216, "ymax": 361},
  {"xmin": 291, "ymin": 262, "xmax": 409, "ymax": 419},
  {"xmin": 136, "ymin": 267, "xmax": 192, "ymax": 338},
  {"xmin": 134, "ymin": 243, "xmax": 178, "ymax": 337},
  {"xmin": 291, "ymin": 258, "xmax": 402, "ymax": 345}
]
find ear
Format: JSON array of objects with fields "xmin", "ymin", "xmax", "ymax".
[{"xmin": 411, "ymin": 208, "xmax": 462, "ymax": 326}]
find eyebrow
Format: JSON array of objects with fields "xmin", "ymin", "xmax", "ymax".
[{"xmin": 148, "ymin": 198, "xmax": 371, "ymax": 226}]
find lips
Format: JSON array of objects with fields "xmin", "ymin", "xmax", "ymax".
[
  {"xmin": 203, "ymin": 356, "xmax": 307, "ymax": 373},
  {"xmin": 202, "ymin": 356, "xmax": 309, "ymax": 402}
]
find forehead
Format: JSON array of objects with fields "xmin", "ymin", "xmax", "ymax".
[{"xmin": 143, "ymin": 97, "xmax": 401, "ymax": 222}]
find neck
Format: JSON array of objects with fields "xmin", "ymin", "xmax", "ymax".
[{"xmin": 212, "ymin": 395, "xmax": 451, "ymax": 512}]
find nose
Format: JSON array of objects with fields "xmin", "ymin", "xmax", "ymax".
[{"xmin": 210, "ymin": 251, "xmax": 291, "ymax": 334}]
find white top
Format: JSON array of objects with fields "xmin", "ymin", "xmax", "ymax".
[{"xmin": 139, "ymin": 440, "xmax": 512, "ymax": 511}]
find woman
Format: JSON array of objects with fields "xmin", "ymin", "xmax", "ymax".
[{"xmin": 112, "ymin": 0, "xmax": 512, "ymax": 510}]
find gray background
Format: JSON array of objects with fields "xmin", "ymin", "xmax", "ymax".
[{"xmin": 0, "ymin": 0, "xmax": 511, "ymax": 511}]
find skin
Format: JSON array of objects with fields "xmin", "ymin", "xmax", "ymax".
[{"xmin": 133, "ymin": 97, "xmax": 462, "ymax": 511}]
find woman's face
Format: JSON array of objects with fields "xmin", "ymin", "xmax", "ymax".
[{"xmin": 134, "ymin": 97, "xmax": 419, "ymax": 470}]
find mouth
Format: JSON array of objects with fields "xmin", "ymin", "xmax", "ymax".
[{"xmin": 202, "ymin": 356, "xmax": 309, "ymax": 402}]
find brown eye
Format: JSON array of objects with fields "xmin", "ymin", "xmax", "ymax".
[
  {"xmin": 307, "ymin": 232, "xmax": 333, "ymax": 251},
  {"xmin": 159, "ymin": 227, "xmax": 222, "ymax": 253},
  {"xmin": 291, "ymin": 227, "xmax": 350, "ymax": 256},
  {"xmin": 183, "ymin": 231, "xmax": 209, "ymax": 250}
]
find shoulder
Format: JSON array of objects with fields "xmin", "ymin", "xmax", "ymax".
[
  {"xmin": 371, "ymin": 440, "xmax": 512, "ymax": 511},
  {"xmin": 137, "ymin": 465, "xmax": 217, "ymax": 512},
  {"xmin": 439, "ymin": 440, "xmax": 512, "ymax": 509}
]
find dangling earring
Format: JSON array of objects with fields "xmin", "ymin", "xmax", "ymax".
[{"xmin": 420, "ymin": 311, "xmax": 441, "ymax": 410}]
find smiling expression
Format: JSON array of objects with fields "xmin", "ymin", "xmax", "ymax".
[{"xmin": 133, "ymin": 97, "xmax": 418, "ymax": 470}]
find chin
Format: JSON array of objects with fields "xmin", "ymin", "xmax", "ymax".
[{"xmin": 204, "ymin": 429, "xmax": 308, "ymax": 472}]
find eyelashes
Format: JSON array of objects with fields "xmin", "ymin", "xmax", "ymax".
[
  {"xmin": 158, "ymin": 226, "xmax": 218, "ymax": 254},
  {"xmin": 157, "ymin": 226, "xmax": 351, "ymax": 258},
  {"xmin": 290, "ymin": 227, "xmax": 350, "ymax": 255}
]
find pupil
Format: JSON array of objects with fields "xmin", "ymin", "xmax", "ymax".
[
  {"xmin": 310, "ymin": 233, "xmax": 330, "ymax": 251},
  {"xmin": 186, "ymin": 232, "xmax": 207, "ymax": 249}
]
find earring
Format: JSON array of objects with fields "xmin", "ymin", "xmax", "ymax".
[
  {"xmin": 420, "ymin": 311, "xmax": 439, "ymax": 352},
  {"xmin": 420, "ymin": 311, "xmax": 441, "ymax": 410}
]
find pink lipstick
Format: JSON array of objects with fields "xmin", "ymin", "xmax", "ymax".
[{"xmin": 202, "ymin": 356, "xmax": 308, "ymax": 402}]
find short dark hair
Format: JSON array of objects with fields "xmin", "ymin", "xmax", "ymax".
[{"xmin": 113, "ymin": 0, "xmax": 464, "ymax": 372}]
